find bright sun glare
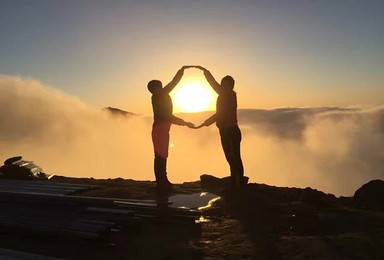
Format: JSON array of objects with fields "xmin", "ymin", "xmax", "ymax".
[{"xmin": 172, "ymin": 82, "xmax": 216, "ymax": 113}]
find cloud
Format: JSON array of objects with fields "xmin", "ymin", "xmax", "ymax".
[
  {"xmin": 238, "ymin": 107, "xmax": 361, "ymax": 140},
  {"xmin": 0, "ymin": 75, "xmax": 154, "ymax": 180},
  {"xmin": 237, "ymin": 107, "xmax": 384, "ymax": 195},
  {"xmin": 0, "ymin": 75, "xmax": 383, "ymax": 196}
]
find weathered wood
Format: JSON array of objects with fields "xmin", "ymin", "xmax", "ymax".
[{"xmin": 0, "ymin": 179, "xmax": 95, "ymax": 195}]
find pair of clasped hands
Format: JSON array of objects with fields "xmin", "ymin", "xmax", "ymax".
[
  {"xmin": 179, "ymin": 65, "xmax": 212, "ymax": 130},
  {"xmin": 186, "ymin": 121, "xmax": 208, "ymax": 130}
]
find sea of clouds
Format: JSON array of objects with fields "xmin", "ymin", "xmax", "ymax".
[{"xmin": 1, "ymin": 75, "xmax": 383, "ymax": 196}]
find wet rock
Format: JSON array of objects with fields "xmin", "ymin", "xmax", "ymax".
[{"xmin": 353, "ymin": 180, "xmax": 384, "ymax": 210}]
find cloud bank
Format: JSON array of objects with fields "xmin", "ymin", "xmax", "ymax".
[{"xmin": 1, "ymin": 75, "xmax": 383, "ymax": 195}]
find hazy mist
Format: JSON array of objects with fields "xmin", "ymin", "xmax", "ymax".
[{"xmin": 1, "ymin": 75, "xmax": 383, "ymax": 196}]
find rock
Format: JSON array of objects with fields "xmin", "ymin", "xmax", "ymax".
[
  {"xmin": 200, "ymin": 174, "xmax": 249, "ymax": 190},
  {"xmin": 0, "ymin": 156, "xmax": 46, "ymax": 180},
  {"xmin": 353, "ymin": 179, "xmax": 384, "ymax": 210},
  {"xmin": 332, "ymin": 233, "xmax": 380, "ymax": 260},
  {"xmin": 277, "ymin": 236, "xmax": 336, "ymax": 260},
  {"xmin": 277, "ymin": 233, "xmax": 383, "ymax": 260},
  {"xmin": 222, "ymin": 176, "xmax": 249, "ymax": 187},
  {"xmin": 200, "ymin": 174, "xmax": 222, "ymax": 189},
  {"xmin": 4, "ymin": 156, "xmax": 22, "ymax": 165},
  {"xmin": 0, "ymin": 164, "xmax": 34, "ymax": 180}
]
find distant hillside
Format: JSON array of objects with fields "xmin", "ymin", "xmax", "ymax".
[{"xmin": 102, "ymin": 107, "xmax": 139, "ymax": 117}]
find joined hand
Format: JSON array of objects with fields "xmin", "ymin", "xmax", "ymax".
[
  {"xmin": 185, "ymin": 122, "xmax": 195, "ymax": 128},
  {"xmin": 192, "ymin": 65, "xmax": 207, "ymax": 71},
  {"xmin": 181, "ymin": 65, "xmax": 207, "ymax": 71},
  {"xmin": 189, "ymin": 123, "xmax": 205, "ymax": 129}
]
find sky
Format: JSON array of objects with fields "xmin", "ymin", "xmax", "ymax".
[{"xmin": 1, "ymin": 0, "xmax": 383, "ymax": 113}]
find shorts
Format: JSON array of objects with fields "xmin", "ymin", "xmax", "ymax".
[{"xmin": 151, "ymin": 122, "xmax": 171, "ymax": 159}]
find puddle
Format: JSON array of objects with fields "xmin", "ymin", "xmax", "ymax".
[{"xmin": 169, "ymin": 192, "xmax": 220, "ymax": 210}]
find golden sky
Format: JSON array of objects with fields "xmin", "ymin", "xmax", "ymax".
[{"xmin": 1, "ymin": 0, "xmax": 383, "ymax": 114}]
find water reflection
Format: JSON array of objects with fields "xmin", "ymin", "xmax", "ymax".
[
  {"xmin": 198, "ymin": 196, "xmax": 221, "ymax": 211},
  {"xmin": 195, "ymin": 216, "xmax": 210, "ymax": 224},
  {"xmin": 168, "ymin": 192, "xmax": 220, "ymax": 210}
]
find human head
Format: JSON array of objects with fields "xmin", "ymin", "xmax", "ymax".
[
  {"xmin": 147, "ymin": 80, "xmax": 163, "ymax": 94},
  {"xmin": 221, "ymin": 75, "xmax": 235, "ymax": 91}
]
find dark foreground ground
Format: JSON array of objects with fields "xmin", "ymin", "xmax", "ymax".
[{"xmin": 1, "ymin": 176, "xmax": 383, "ymax": 260}]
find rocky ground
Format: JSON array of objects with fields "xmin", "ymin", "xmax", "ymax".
[
  {"xmin": 1, "ymin": 175, "xmax": 383, "ymax": 259},
  {"xmin": 43, "ymin": 176, "xmax": 384, "ymax": 260}
]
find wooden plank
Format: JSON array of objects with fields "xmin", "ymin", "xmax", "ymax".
[
  {"xmin": 0, "ymin": 179, "xmax": 95, "ymax": 196},
  {"xmin": 0, "ymin": 182, "xmax": 200, "ymax": 236},
  {"xmin": 0, "ymin": 179, "xmax": 94, "ymax": 189}
]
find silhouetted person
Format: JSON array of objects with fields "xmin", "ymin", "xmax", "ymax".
[
  {"xmin": 195, "ymin": 66, "xmax": 244, "ymax": 188},
  {"xmin": 148, "ymin": 66, "xmax": 194, "ymax": 189}
]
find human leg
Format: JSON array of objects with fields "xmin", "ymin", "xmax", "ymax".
[
  {"xmin": 152, "ymin": 123, "xmax": 172, "ymax": 187},
  {"xmin": 231, "ymin": 126, "xmax": 244, "ymax": 186},
  {"xmin": 220, "ymin": 128, "xmax": 237, "ymax": 187}
]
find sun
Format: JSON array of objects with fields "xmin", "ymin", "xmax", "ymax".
[{"xmin": 171, "ymin": 82, "xmax": 216, "ymax": 113}]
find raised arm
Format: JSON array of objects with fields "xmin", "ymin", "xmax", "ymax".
[
  {"xmin": 195, "ymin": 66, "xmax": 221, "ymax": 94},
  {"xmin": 163, "ymin": 66, "xmax": 193, "ymax": 94}
]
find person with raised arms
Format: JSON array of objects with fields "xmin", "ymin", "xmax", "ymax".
[
  {"xmin": 147, "ymin": 66, "xmax": 195, "ymax": 190},
  {"xmin": 193, "ymin": 66, "xmax": 244, "ymax": 188}
]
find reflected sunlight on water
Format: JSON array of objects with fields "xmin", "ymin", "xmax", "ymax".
[{"xmin": 169, "ymin": 192, "xmax": 220, "ymax": 210}]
